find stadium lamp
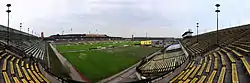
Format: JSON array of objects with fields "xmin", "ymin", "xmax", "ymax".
[
  {"xmin": 20, "ymin": 23, "xmax": 22, "ymax": 31},
  {"xmin": 196, "ymin": 22, "xmax": 199, "ymax": 43},
  {"xmin": 215, "ymin": 4, "xmax": 220, "ymax": 45},
  {"xmin": 6, "ymin": 4, "xmax": 11, "ymax": 46}
]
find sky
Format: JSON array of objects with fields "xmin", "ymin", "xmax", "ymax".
[{"xmin": 0, "ymin": 0, "xmax": 249, "ymax": 38}]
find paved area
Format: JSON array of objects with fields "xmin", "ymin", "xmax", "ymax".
[{"xmin": 50, "ymin": 43, "xmax": 85, "ymax": 82}]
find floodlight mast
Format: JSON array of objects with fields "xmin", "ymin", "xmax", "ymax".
[
  {"xmin": 196, "ymin": 22, "xmax": 199, "ymax": 43},
  {"xmin": 215, "ymin": 4, "xmax": 220, "ymax": 45},
  {"xmin": 6, "ymin": 4, "xmax": 11, "ymax": 47}
]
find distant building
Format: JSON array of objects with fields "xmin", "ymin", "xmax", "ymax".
[
  {"xmin": 41, "ymin": 32, "xmax": 44, "ymax": 40},
  {"xmin": 182, "ymin": 29, "xmax": 193, "ymax": 38},
  {"xmin": 48, "ymin": 34, "xmax": 122, "ymax": 42},
  {"xmin": 133, "ymin": 37, "xmax": 175, "ymax": 41}
]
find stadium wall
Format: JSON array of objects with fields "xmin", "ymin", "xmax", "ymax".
[
  {"xmin": 178, "ymin": 40, "xmax": 189, "ymax": 58},
  {"xmin": 49, "ymin": 43, "xmax": 86, "ymax": 82},
  {"xmin": 47, "ymin": 43, "xmax": 70, "ymax": 77}
]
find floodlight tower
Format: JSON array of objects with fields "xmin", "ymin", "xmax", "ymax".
[
  {"xmin": 215, "ymin": 4, "xmax": 220, "ymax": 45},
  {"xmin": 28, "ymin": 28, "xmax": 30, "ymax": 41},
  {"xmin": 6, "ymin": 4, "xmax": 11, "ymax": 46},
  {"xmin": 20, "ymin": 23, "xmax": 22, "ymax": 31},
  {"xmin": 196, "ymin": 22, "xmax": 199, "ymax": 43}
]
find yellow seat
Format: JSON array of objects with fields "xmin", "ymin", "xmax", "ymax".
[
  {"xmin": 21, "ymin": 61, "xmax": 24, "ymax": 67},
  {"xmin": 213, "ymin": 52, "xmax": 218, "ymax": 58},
  {"xmin": 29, "ymin": 80, "xmax": 35, "ymax": 83},
  {"xmin": 31, "ymin": 65, "xmax": 34, "ymax": 71},
  {"xmin": 209, "ymin": 54, "xmax": 212, "ymax": 60},
  {"xmin": 178, "ymin": 69, "xmax": 190, "ymax": 80},
  {"xmin": 231, "ymin": 50, "xmax": 243, "ymax": 57},
  {"xmin": 240, "ymin": 57, "xmax": 250, "ymax": 75},
  {"xmin": 11, "ymin": 57, "xmax": 15, "ymax": 61},
  {"xmin": 1, "ymin": 53, "xmax": 7, "ymax": 57},
  {"xmin": 206, "ymin": 60, "xmax": 212, "ymax": 73},
  {"xmin": 232, "ymin": 64, "xmax": 239, "ymax": 83},
  {"xmin": 21, "ymin": 79, "xmax": 28, "ymax": 83},
  {"xmin": 16, "ymin": 64, "xmax": 23, "ymax": 78},
  {"xmin": 199, "ymin": 58, "xmax": 203, "ymax": 64},
  {"xmin": 170, "ymin": 71, "xmax": 185, "ymax": 83},
  {"xmin": 185, "ymin": 62, "xmax": 191, "ymax": 70},
  {"xmin": 222, "ymin": 49, "xmax": 236, "ymax": 63},
  {"xmin": 183, "ymin": 66, "xmax": 196, "ymax": 80},
  {"xmin": 230, "ymin": 44, "xmax": 250, "ymax": 52},
  {"xmin": 197, "ymin": 76, "xmax": 206, "ymax": 83},
  {"xmin": 217, "ymin": 67, "xmax": 226, "ymax": 83},
  {"xmin": 2, "ymin": 59, "xmax": 7, "ymax": 71},
  {"xmin": 178, "ymin": 81, "xmax": 184, "ymax": 83},
  {"xmin": 22, "ymin": 67, "xmax": 31, "ymax": 81},
  {"xmin": 190, "ymin": 78, "xmax": 198, "ymax": 83},
  {"xmin": 214, "ymin": 58, "xmax": 218, "ymax": 70},
  {"xmin": 207, "ymin": 70, "xmax": 217, "ymax": 83},
  {"xmin": 38, "ymin": 73, "xmax": 50, "ymax": 83},
  {"xmin": 33, "ymin": 71, "xmax": 44, "ymax": 82},
  {"xmin": 13, "ymin": 77, "xmax": 20, "ymax": 83},
  {"xmin": 10, "ymin": 62, "xmax": 15, "ymax": 74},
  {"xmin": 189, "ymin": 61, "xmax": 195, "ymax": 68},
  {"xmin": 183, "ymin": 79, "xmax": 190, "ymax": 83},
  {"xmin": 204, "ymin": 57, "xmax": 207, "ymax": 62},
  {"xmin": 6, "ymin": 55, "xmax": 11, "ymax": 59},
  {"xmin": 190, "ymin": 65, "xmax": 201, "ymax": 78},
  {"xmin": 217, "ymin": 51, "xmax": 226, "ymax": 66},
  {"xmin": 27, "ymin": 69, "xmax": 40, "ymax": 83},
  {"xmin": 16, "ymin": 59, "xmax": 20, "ymax": 64},
  {"xmin": 197, "ymin": 61, "xmax": 206, "ymax": 76},
  {"xmin": 26, "ymin": 64, "xmax": 29, "ymax": 69},
  {"xmin": 2, "ymin": 72, "xmax": 11, "ymax": 83},
  {"xmin": 35, "ymin": 63, "xmax": 40, "ymax": 73}
]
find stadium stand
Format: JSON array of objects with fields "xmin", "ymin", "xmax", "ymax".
[
  {"xmin": 136, "ymin": 42, "xmax": 188, "ymax": 79},
  {"xmin": 135, "ymin": 24, "xmax": 250, "ymax": 82},
  {"xmin": 0, "ymin": 24, "xmax": 89, "ymax": 83},
  {"xmin": 0, "ymin": 50, "xmax": 49, "ymax": 83}
]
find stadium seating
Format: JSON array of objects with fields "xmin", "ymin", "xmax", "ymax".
[
  {"xmin": 138, "ymin": 50, "xmax": 187, "ymax": 76},
  {"xmin": 163, "ymin": 25, "xmax": 250, "ymax": 83},
  {"xmin": 0, "ymin": 50, "xmax": 50, "ymax": 83}
]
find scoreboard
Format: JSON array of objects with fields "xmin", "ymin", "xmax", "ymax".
[{"xmin": 140, "ymin": 40, "xmax": 152, "ymax": 45}]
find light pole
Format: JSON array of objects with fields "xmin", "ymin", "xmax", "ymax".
[
  {"xmin": 28, "ymin": 28, "xmax": 30, "ymax": 41},
  {"xmin": 19, "ymin": 23, "xmax": 22, "ymax": 43},
  {"xmin": 20, "ymin": 23, "xmax": 22, "ymax": 31},
  {"xmin": 6, "ymin": 4, "xmax": 11, "ymax": 46},
  {"xmin": 215, "ymin": 4, "xmax": 220, "ymax": 45},
  {"xmin": 196, "ymin": 22, "xmax": 199, "ymax": 43}
]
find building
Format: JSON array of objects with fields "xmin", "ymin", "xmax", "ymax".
[
  {"xmin": 182, "ymin": 29, "xmax": 193, "ymax": 38},
  {"xmin": 48, "ymin": 34, "xmax": 123, "ymax": 42}
]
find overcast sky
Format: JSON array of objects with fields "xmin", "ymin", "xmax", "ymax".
[{"xmin": 0, "ymin": 0, "xmax": 249, "ymax": 37}]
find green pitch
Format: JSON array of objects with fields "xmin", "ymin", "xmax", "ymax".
[{"xmin": 55, "ymin": 41, "xmax": 159, "ymax": 82}]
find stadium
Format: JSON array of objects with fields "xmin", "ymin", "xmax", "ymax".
[{"xmin": 0, "ymin": 1, "xmax": 250, "ymax": 83}]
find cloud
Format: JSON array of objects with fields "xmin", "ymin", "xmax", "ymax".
[{"xmin": 0, "ymin": 0, "xmax": 249, "ymax": 38}]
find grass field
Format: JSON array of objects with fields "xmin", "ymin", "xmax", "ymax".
[{"xmin": 55, "ymin": 41, "xmax": 159, "ymax": 82}]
